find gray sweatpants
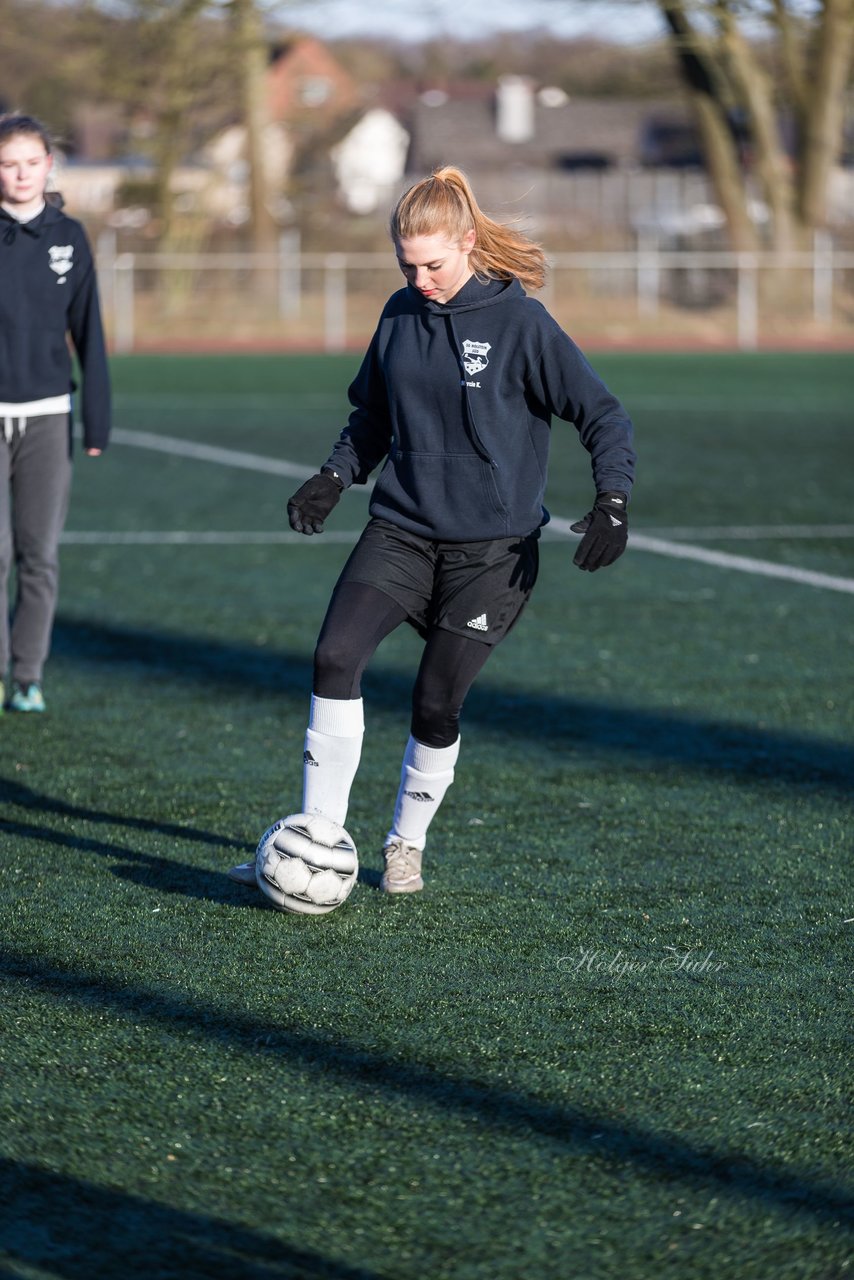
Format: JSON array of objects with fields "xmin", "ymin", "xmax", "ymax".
[{"xmin": 0, "ymin": 413, "xmax": 73, "ymax": 686}]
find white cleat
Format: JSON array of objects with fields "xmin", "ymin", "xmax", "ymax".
[
  {"xmin": 227, "ymin": 860, "xmax": 258, "ymax": 887},
  {"xmin": 380, "ymin": 838, "xmax": 424, "ymax": 894}
]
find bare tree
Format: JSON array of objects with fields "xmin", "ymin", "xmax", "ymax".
[
  {"xmin": 142, "ymin": 0, "xmax": 282, "ymax": 256},
  {"xmin": 38, "ymin": 0, "xmax": 281, "ymax": 250},
  {"xmin": 149, "ymin": 0, "xmax": 216, "ymax": 244},
  {"xmin": 658, "ymin": 0, "xmax": 854, "ymax": 250},
  {"xmin": 230, "ymin": 0, "xmax": 279, "ymax": 255},
  {"xmin": 89, "ymin": 0, "xmax": 238, "ymax": 241}
]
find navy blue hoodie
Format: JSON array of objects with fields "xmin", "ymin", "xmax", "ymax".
[
  {"xmin": 0, "ymin": 200, "xmax": 111, "ymax": 450},
  {"xmin": 325, "ymin": 275, "xmax": 636, "ymax": 542}
]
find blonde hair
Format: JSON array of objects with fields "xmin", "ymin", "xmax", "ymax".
[{"xmin": 390, "ymin": 166, "xmax": 546, "ymax": 292}]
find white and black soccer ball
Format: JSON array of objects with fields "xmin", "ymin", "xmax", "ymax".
[{"xmin": 255, "ymin": 813, "xmax": 358, "ymax": 915}]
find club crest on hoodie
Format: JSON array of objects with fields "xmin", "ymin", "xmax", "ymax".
[
  {"xmin": 461, "ymin": 339, "xmax": 490, "ymax": 376},
  {"xmin": 48, "ymin": 243, "xmax": 74, "ymax": 283}
]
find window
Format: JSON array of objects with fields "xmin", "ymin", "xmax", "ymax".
[{"xmin": 298, "ymin": 77, "xmax": 332, "ymax": 107}]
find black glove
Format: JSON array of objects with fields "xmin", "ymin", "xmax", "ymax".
[
  {"xmin": 287, "ymin": 471, "xmax": 344, "ymax": 535},
  {"xmin": 570, "ymin": 491, "xmax": 628, "ymax": 572}
]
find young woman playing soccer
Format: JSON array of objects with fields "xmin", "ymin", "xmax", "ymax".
[
  {"xmin": 230, "ymin": 165, "xmax": 635, "ymax": 893},
  {"xmin": 0, "ymin": 113, "xmax": 111, "ymax": 713}
]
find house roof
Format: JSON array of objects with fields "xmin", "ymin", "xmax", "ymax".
[
  {"xmin": 406, "ymin": 88, "xmax": 691, "ymax": 174},
  {"xmin": 266, "ymin": 34, "xmax": 363, "ymax": 124}
]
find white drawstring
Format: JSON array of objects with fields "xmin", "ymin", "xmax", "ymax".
[{"xmin": 2, "ymin": 416, "xmax": 28, "ymax": 444}]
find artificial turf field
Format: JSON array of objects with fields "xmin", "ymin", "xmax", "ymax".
[{"xmin": 1, "ymin": 351, "xmax": 852, "ymax": 1280}]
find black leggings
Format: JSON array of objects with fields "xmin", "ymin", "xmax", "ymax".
[{"xmin": 313, "ymin": 581, "xmax": 493, "ymax": 748}]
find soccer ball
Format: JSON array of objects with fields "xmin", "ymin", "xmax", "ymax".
[{"xmin": 255, "ymin": 813, "xmax": 358, "ymax": 915}]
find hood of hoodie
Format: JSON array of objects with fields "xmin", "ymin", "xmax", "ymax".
[
  {"xmin": 418, "ymin": 274, "xmax": 525, "ymax": 315},
  {"xmin": 0, "ymin": 198, "xmax": 66, "ymax": 243}
]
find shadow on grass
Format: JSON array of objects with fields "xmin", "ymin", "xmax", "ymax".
[
  {"xmin": 54, "ymin": 614, "xmax": 853, "ymax": 794},
  {"xmin": 0, "ymin": 811, "xmax": 263, "ymax": 909},
  {"xmin": 0, "ymin": 777, "xmax": 247, "ymax": 853},
  {"xmin": 0, "ymin": 775, "xmax": 266, "ymax": 908},
  {"xmin": 0, "ymin": 770, "xmax": 385, "ymax": 908},
  {"xmin": 0, "ymin": 780, "xmax": 381, "ymax": 903},
  {"xmin": 0, "ymin": 1157, "xmax": 386, "ymax": 1280},
  {"xmin": 2, "ymin": 946, "xmax": 852, "ymax": 1233}
]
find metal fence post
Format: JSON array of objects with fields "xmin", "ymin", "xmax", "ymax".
[
  {"xmin": 324, "ymin": 254, "xmax": 347, "ymax": 351},
  {"xmin": 813, "ymin": 230, "xmax": 834, "ymax": 325},
  {"xmin": 279, "ymin": 229, "xmax": 301, "ymax": 319},
  {"xmin": 636, "ymin": 234, "xmax": 660, "ymax": 318},
  {"xmin": 96, "ymin": 228, "xmax": 117, "ymax": 324},
  {"xmin": 113, "ymin": 253, "xmax": 136, "ymax": 354},
  {"xmin": 736, "ymin": 252, "xmax": 758, "ymax": 350}
]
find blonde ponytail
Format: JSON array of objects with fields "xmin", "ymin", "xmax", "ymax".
[{"xmin": 390, "ymin": 166, "xmax": 547, "ymax": 292}]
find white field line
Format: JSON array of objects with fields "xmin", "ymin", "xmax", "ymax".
[
  {"xmin": 550, "ymin": 517, "xmax": 854, "ymax": 595},
  {"xmin": 60, "ymin": 526, "xmax": 854, "ymax": 547},
  {"xmin": 61, "ymin": 530, "xmax": 358, "ymax": 545},
  {"xmin": 110, "ymin": 427, "xmax": 316, "ymax": 482},
  {"xmin": 634, "ymin": 524, "xmax": 854, "ymax": 541},
  {"xmin": 98, "ymin": 428, "xmax": 854, "ymax": 595},
  {"xmin": 623, "ymin": 396, "xmax": 851, "ymax": 413}
]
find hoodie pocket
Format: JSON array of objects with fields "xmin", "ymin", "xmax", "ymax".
[{"xmin": 375, "ymin": 450, "xmax": 508, "ymax": 535}]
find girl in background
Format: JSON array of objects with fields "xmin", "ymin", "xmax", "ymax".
[{"xmin": 0, "ymin": 113, "xmax": 111, "ymax": 713}]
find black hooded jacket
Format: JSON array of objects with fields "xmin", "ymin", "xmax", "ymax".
[
  {"xmin": 324, "ymin": 275, "xmax": 636, "ymax": 541},
  {"xmin": 0, "ymin": 199, "xmax": 111, "ymax": 450}
]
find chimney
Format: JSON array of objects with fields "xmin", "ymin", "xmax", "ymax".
[{"xmin": 496, "ymin": 76, "xmax": 535, "ymax": 144}]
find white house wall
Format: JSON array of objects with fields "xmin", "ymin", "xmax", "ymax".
[{"xmin": 331, "ymin": 108, "xmax": 410, "ymax": 215}]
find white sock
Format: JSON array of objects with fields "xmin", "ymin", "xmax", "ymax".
[
  {"xmin": 387, "ymin": 735, "xmax": 460, "ymax": 851},
  {"xmin": 302, "ymin": 695, "xmax": 364, "ymax": 827}
]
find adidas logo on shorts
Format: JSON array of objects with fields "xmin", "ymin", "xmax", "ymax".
[
  {"xmin": 466, "ymin": 613, "xmax": 489, "ymax": 632},
  {"xmin": 304, "ymin": 750, "xmax": 319, "ymax": 767}
]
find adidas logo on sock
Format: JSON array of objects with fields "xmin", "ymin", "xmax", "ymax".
[
  {"xmin": 466, "ymin": 613, "xmax": 488, "ymax": 631},
  {"xmin": 304, "ymin": 750, "xmax": 319, "ymax": 767},
  {"xmin": 404, "ymin": 790, "xmax": 435, "ymax": 802}
]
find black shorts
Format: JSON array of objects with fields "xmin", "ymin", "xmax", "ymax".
[{"xmin": 335, "ymin": 518, "xmax": 540, "ymax": 647}]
